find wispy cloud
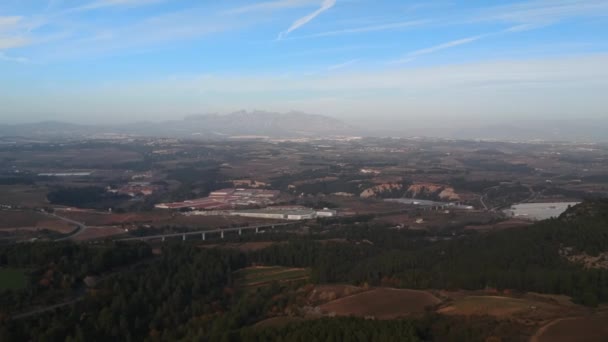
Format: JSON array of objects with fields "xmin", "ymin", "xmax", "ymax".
[
  {"xmin": 0, "ymin": 16, "xmax": 23, "ymax": 31},
  {"xmin": 389, "ymin": 22, "xmax": 541, "ymax": 65},
  {"xmin": 69, "ymin": 0, "xmax": 165, "ymax": 12},
  {"xmin": 39, "ymin": 8, "xmax": 241, "ymax": 60},
  {"xmin": 0, "ymin": 51, "xmax": 28, "ymax": 63},
  {"xmin": 226, "ymin": 0, "xmax": 317, "ymax": 14},
  {"xmin": 282, "ymin": 19, "xmax": 428, "ymax": 40},
  {"xmin": 327, "ymin": 58, "xmax": 359, "ymax": 71},
  {"xmin": 0, "ymin": 36, "xmax": 30, "ymax": 49},
  {"xmin": 478, "ymin": 0, "xmax": 608, "ymax": 25},
  {"xmin": 410, "ymin": 35, "xmax": 485, "ymax": 57},
  {"xmin": 391, "ymin": 34, "xmax": 486, "ymax": 64},
  {"xmin": 278, "ymin": 0, "xmax": 336, "ymax": 40}
]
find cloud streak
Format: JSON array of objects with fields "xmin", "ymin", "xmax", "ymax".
[
  {"xmin": 0, "ymin": 51, "xmax": 28, "ymax": 63},
  {"xmin": 391, "ymin": 34, "xmax": 486, "ymax": 64},
  {"xmin": 327, "ymin": 58, "xmax": 359, "ymax": 71},
  {"xmin": 226, "ymin": 0, "xmax": 317, "ymax": 14},
  {"xmin": 409, "ymin": 35, "xmax": 485, "ymax": 57},
  {"xmin": 0, "ymin": 16, "xmax": 23, "ymax": 31},
  {"xmin": 478, "ymin": 0, "xmax": 608, "ymax": 25},
  {"xmin": 390, "ymin": 23, "xmax": 537, "ymax": 65},
  {"xmin": 278, "ymin": 0, "xmax": 336, "ymax": 40},
  {"xmin": 282, "ymin": 19, "xmax": 428, "ymax": 40},
  {"xmin": 69, "ymin": 0, "xmax": 165, "ymax": 12},
  {"xmin": 0, "ymin": 36, "xmax": 30, "ymax": 49}
]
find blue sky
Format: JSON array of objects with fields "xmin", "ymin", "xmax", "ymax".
[{"xmin": 0, "ymin": 0, "xmax": 607, "ymax": 125}]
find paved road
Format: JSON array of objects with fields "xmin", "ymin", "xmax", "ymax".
[
  {"xmin": 480, "ymin": 185, "xmax": 500, "ymax": 211},
  {"xmin": 11, "ymin": 297, "xmax": 83, "ymax": 320},
  {"xmin": 479, "ymin": 194, "xmax": 489, "ymax": 210},
  {"xmin": 45, "ymin": 212, "xmax": 88, "ymax": 241},
  {"xmin": 480, "ymin": 183, "xmax": 537, "ymax": 212}
]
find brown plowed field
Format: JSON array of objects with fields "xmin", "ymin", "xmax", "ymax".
[
  {"xmin": 319, "ymin": 288, "xmax": 440, "ymax": 319},
  {"xmin": 0, "ymin": 211, "xmax": 74, "ymax": 233},
  {"xmin": 533, "ymin": 312, "xmax": 608, "ymax": 342}
]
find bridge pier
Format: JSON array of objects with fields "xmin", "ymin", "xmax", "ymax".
[
  {"xmin": 202, "ymin": 232, "xmax": 206, "ymax": 241},
  {"xmin": 238, "ymin": 229, "xmax": 242, "ymax": 235},
  {"xmin": 255, "ymin": 227, "xmax": 259, "ymax": 233},
  {"xmin": 182, "ymin": 234, "xmax": 186, "ymax": 241},
  {"xmin": 221, "ymin": 231, "xmax": 224, "ymax": 239},
  {"xmin": 162, "ymin": 236, "xmax": 165, "ymax": 242}
]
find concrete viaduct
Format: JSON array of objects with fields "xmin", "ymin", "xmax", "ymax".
[{"xmin": 117, "ymin": 222, "xmax": 297, "ymax": 242}]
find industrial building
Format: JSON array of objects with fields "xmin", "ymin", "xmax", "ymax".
[
  {"xmin": 155, "ymin": 188, "xmax": 280, "ymax": 210},
  {"xmin": 229, "ymin": 208, "xmax": 317, "ymax": 221},
  {"xmin": 229, "ymin": 206, "xmax": 336, "ymax": 221},
  {"xmin": 315, "ymin": 208, "xmax": 338, "ymax": 217}
]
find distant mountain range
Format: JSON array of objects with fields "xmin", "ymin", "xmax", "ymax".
[{"xmin": 0, "ymin": 111, "xmax": 357, "ymax": 140}]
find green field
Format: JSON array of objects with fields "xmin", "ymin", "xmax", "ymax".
[
  {"xmin": 0, "ymin": 268, "xmax": 27, "ymax": 291},
  {"xmin": 234, "ymin": 266, "xmax": 310, "ymax": 287}
]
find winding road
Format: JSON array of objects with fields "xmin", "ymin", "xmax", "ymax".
[{"xmin": 42, "ymin": 211, "xmax": 89, "ymax": 241}]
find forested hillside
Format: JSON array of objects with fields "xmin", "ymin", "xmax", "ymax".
[{"xmin": 0, "ymin": 201, "xmax": 606, "ymax": 341}]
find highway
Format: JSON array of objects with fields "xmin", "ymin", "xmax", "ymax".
[
  {"xmin": 116, "ymin": 222, "xmax": 298, "ymax": 242},
  {"xmin": 38, "ymin": 211, "xmax": 89, "ymax": 241},
  {"xmin": 480, "ymin": 183, "xmax": 537, "ymax": 211}
]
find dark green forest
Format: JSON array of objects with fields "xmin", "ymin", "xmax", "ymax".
[{"xmin": 0, "ymin": 200, "xmax": 607, "ymax": 341}]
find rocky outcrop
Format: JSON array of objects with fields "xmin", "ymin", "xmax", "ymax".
[
  {"xmin": 360, "ymin": 183, "xmax": 404, "ymax": 198},
  {"xmin": 407, "ymin": 183, "xmax": 460, "ymax": 201}
]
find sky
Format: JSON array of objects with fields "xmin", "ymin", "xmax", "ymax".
[{"xmin": 0, "ymin": 0, "xmax": 607, "ymax": 126}]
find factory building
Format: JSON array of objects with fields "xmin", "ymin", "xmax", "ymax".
[
  {"xmin": 229, "ymin": 208, "xmax": 318, "ymax": 221},
  {"xmin": 315, "ymin": 208, "xmax": 337, "ymax": 217}
]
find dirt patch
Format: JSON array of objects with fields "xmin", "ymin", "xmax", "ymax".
[
  {"xmin": 533, "ymin": 313, "xmax": 608, "ymax": 342},
  {"xmin": 308, "ymin": 284, "xmax": 368, "ymax": 305},
  {"xmin": 438, "ymin": 296, "xmax": 533, "ymax": 317},
  {"xmin": 360, "ymin": 183, "xmax": 404, "ymax": 198},
  {"xmin": 436, "ymin": 293, "xmax": 586, "ymax": 326},
  {"xmin": 319, "ymin": 288, "xmax": 440, "ymax": 319},
  {"xmin": 407, "ymin": 183, "xmax": 460, "ymax": 201}
]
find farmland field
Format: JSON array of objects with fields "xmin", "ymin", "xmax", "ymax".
[
  {"xmin": 534, "ymin": 313, "xmax": 608, "ymax": 342},
  {"xmin": 0, "ymin": 210, "xmax": 74, "ymax": 233},
  {"xmin": 0, "ymin": 268, "xmax": 27, "ymax": 291},
  {"xmin": 435, "ymin": 293, "xmax": 586, "ymax": 324},
  {"xmin": 234, "ymin": 266, "xmax": 310, "ymax": 288},
  {"xmin": 319, "ymin": 288, "xmax": 440, "ymax": 319},
  {"xmin": 0, "ymin": 185, "xmax": 49, "ymax": 207},
  {"xmin": 307, "ymin": 284, "xmax": 367, "ymax": 304},
  {"xmin": 438, "ymin": 295, "xmax": 535, "ymax": 317}
]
